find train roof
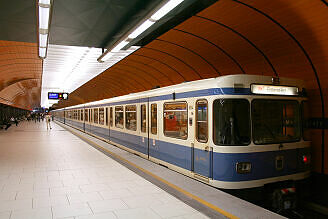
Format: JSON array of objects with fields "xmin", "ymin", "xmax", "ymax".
[{"xmin": 61, "ymin": 74, "xmax": 305, "ymax": 110}]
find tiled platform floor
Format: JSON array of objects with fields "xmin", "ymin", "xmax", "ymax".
[{"xmin": 0, "ymin": 121, "xmax": 208, "ymax": 219}]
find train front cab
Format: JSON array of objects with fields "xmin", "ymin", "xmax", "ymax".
[{"xmin": 205, "ymin": 87, "xmax": 311, "ymax": 211}]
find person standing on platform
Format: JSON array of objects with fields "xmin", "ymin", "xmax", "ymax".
[
  {"xmin": 45, "ymin": 114, "xmax": 52, "ymax": 130},
  {"xmin": 10, "ymin": 116, "xmax": 15, "ymax": 125},
  {"xmin": 14, "ymin": 117, "xmax": 18, "ymax": 126}
]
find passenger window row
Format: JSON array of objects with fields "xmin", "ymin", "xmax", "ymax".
[
  {"xmin": 65, "ymin": 101, "xmax": 208, "ymax": 141},
  {"xmin": 55, "ymin": 98, "xmax": 308, "ymax": 146}
]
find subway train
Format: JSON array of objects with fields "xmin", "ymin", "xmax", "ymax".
[{"xmin": 53, "ymin": 74, "xmax": 311, "ymax": 209}]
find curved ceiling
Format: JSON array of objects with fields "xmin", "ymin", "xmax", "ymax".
[
  {"xmin": 57, "ymin": 0, "xmax": 328, "ymax": 107},
  {"xmin": 0, "ymin": 41, "xmax": 42, "ymax": 109}
]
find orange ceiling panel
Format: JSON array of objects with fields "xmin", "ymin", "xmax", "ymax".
[
  {"xmin": 158, "ymin": 28, "xmax": 245, "ymax": 75},
  {"xmin": 129, "ymin": 51, "xmax": 186, "ymax": 84},
  {"xmin": 0, "ymin": 40, "xmax": 42, "ymax": 109}
]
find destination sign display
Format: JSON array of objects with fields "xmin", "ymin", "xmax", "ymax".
[{"xmin": 251, "ymin": 85, "xmax": 298, "ymax": 96}]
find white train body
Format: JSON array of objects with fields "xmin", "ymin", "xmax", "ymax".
[{"xmin": 53, "ymin": 75, "xmax": 311, "ymax": 189}]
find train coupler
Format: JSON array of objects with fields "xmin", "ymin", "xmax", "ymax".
[{"xmin": 272, "ymin": 187, "xmax": 297, "ymax": 212}]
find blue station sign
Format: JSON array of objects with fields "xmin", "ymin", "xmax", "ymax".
[{"xmin": 48, "ymin": 92, "xmax": 69, "ymax": 100}]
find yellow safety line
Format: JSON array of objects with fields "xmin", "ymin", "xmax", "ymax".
[{"xmin": 63, "ymin": 124, "xmax": 239, "ymax": 219}]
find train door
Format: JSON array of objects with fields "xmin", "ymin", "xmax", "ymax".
[
  {"xmin": 84, "ymin": 108, "xmax": 88, "ymax": 132},
  {"xmin": 87, "ymin": 108, "xmax": 92, "ymax": 133},
  {"xmin": 85, "ymin": 109, "xmax": 88, "ymax": 132},
  {"xmin": 148, "ymin": 102, "xmax": 159, "ymax": 159},
  {"xmin": 105, "ymin": 107, "xmax": 109, "ymax": 141},
  {"xmin": 109, "ymin": 107, "xmax": 113, "ymax": 141},
  {"xmin": 193, "ymin": 99, "xmax": 211, "ymax": 179},
  {"xmin": 82, "ymin": 108, "xmax": 85, "ymax": 132},
  {"xmin": 140, "ymin": 103, "xmax": 148, "ymax": 157}
]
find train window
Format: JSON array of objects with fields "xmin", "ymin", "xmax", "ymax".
[
  {"xmin": 94, "ymin": 108, "xmax": 99, "ymax": 124},
  {"xmin": 151, "ymin": 104, "xmax": 157, "ymax": 134},
  {"xmin": 196, "ymin": 100, "xmax": 208, "ymax": 142},
  {"xmin": 213, "ymin": 99, "xmax": 250, "ymax": 146},
  {"xmin": 252, "ymin": 99, "xmax": 300, "ymax": 144},
  {"xmin": 164, "ymin": 102, "xmax": 188, "ymax": 139},
  {"xmin": 84, "ymin": 109, "xmax": 88, "ymax": 122},
  {"xmin": 115, "ymin": 106, "xmax": 124, "ymax": 129},
  {"xmin": 125, "ymin": 105, "xmax": 137, "ymax": 131},
  {"xmin": 301, "ymin": 101, "xmax": 310, "ymax": 141},
  {"xmin": 141, "ymin": 104, "xmax": 146, "ymax": 133},
  {"xmin": 110, "ymin": 107, "xmax": 113, "ymax": 127},
  {"xmin": 80, "ymin": 110, "xmax": 83, "ymax": 121},
  {"xmin": 105, "ymin": 108, "xmax": 108, "ymax": 126},
  {"xmin": 99, "ymin": 108, "xmax": 104, "ymax": 125}
]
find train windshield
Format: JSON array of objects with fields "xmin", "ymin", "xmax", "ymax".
[
  {"xmin": 213, "ymin": 99, "xmax": 250, "ymax": 146},
  {"xmin": 252, "ymin": 99, "xmax": 301, "ymax": 144}
]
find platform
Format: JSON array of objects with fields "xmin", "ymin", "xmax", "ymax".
[{"xmin": 0, "ymin": 121, "xmax": 283, "ymax": 219}]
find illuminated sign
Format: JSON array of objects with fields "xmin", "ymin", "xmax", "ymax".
[
  {"xmin": 251, "ymin": 85, "xmax": 298, "ymax": 96},
  {"xmin": 48, "ymin": 93, "xmax": 59, "ymax": 99},
  {"xmin": 48, "ymin": 92, "xmax": 69, "ymax": 100}
]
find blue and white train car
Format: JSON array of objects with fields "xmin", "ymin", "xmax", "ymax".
[{"xmin": 53, "ymin": 75, "xmax": 311, "ymax": 196}]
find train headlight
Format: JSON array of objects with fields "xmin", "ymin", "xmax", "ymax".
[{"xmin": 236, "ymin": 162, "xmax": 252, "ymax": 174}]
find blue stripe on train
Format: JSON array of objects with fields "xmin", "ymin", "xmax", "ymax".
[
  {"xmin": 63, "ymin": 120, "xmax": 310, "ymax": 182},
  {"xmin": 65, "ymin": 87, "xmax": 252, "ymax": 109}
]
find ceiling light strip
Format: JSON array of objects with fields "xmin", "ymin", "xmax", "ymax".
[
  {"xmin": 97, "ymin": 0, "xmax": 184, "ymax": 63},
  {"xmin": 37, "ymin": 0, "xmax": 52, "ymax": 59}
]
